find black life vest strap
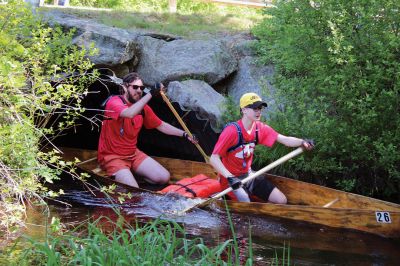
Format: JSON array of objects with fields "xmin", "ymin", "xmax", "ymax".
[
  {"xmin": 170, "ymin": 176, "xmax": 211, "ymax": 197},
  {"xmin": 173, "ymin": 183, "xmax": 197, "ymax": 197},
  {"xmin": 102, "ymin": 94, "xmax": 129, "ymax": 108},
  {"xmin": 226, "ymin": 122, "xmax": 259, "ymax": 152},
  {"xmin": 101, "ymin": 95, "xmax": 127, "ymax": 121}
]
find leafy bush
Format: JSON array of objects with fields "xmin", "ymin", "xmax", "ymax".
[
  {"xmin": 70, "ymin": 0, "xmax": 124, "ymax": 8},
  {"xmin": 220, "ymin": 96, "xmax": 241, "ymax": 127},
  {"xmin": 177, "ymin": 0, "xmax": 218, "ymax": 14},
  {"xmin": 8, "ymin": 215, "xmax": 252, "ymax": 265},
  {"xmin": 0, "ymin": 0, "xmax": 97, "ymax": 233},
  {"xmin": 252, "ymin": 0, "xmax": 400, "ymax": 199},
  {"xmin": 69, "ymin": 0, "xmax": 227, "ymax": 14}
]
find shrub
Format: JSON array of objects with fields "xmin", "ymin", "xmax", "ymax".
[
  {"xmin": 69, "ymin": 0, "xmax": 216, "ymax": 12},
  {"xmin": 0, "ymin": 0, "xmax": 97, "ymax": 234},
  {"xmin": 70, "ymin": 0, "xmax": 124, "ymax": 9},
  {"xmin": 252, "ymin": 0, "xmax": 400, "ymax": 199},
  {"xmin": 7, "ymin": 214, "xmax": 252, "ymax": 265}
]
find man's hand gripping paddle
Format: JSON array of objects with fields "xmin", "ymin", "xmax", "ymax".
[{"xmin": 177, "ymin": 147, "xmax": 305, "ymax": 215}]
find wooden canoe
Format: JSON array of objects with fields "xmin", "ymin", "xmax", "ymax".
[{"xmin": 60, "ymin": 147, "xmax": 400, "ymax": 238}]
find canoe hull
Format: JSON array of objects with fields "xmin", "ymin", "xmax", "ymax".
[
  {"xmin": 60, "ymin": 147, "xmax": 400, "ymax": 238},
  {"xmin": 218, "ymin": 200, "xmax": 400, "ymax": 238}
]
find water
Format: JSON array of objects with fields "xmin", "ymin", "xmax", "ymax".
[{"xmin": 23, "ymin": 185, "xmax": 400, "ymax": 265}]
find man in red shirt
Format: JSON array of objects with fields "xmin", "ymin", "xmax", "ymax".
[
  {"xmin": 210, "ymin": 92, "xmax": 314, "ymax": 203},
  {"xmin": 98, "ymin": 72, "xmax": 197, "ymax": 187}
]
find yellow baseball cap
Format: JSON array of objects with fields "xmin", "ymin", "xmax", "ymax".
[{"xmin": 239, "ymin": 93, "xmax": 268, "ymax": 109}]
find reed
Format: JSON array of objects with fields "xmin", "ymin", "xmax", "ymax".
[
  {"xmin": 272, "ymin": 241, "xmax": 291, "ymax": 266},
  {"xmin": 3, "ymin": 193, "xmax": 290, "ymax": 265},
  {"xmin": 9, "ymin": 214, "xmax": 252, "ymax": 265},
  {"xmin": 3, "ymin": 203, "xmax": 292, "ymax": 265}
]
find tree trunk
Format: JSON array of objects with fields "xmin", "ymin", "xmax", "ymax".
[{"xmin": 169, "ymin": 0, "xmax": 177, "ymax": 13}]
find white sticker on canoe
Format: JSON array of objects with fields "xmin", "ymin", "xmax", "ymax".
[{"xmin": 375, "ymin": 211, "xmax": 391, "ymax": 223}]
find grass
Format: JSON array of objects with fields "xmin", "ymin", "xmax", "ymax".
[
  {"xmin": 4, "ymin": 214, "xmax": 251, "ymax": 265},
  {"xmin": 40, "ymin": 2, "xmax": 264, "ymax": 37},
  {"xmin": 273, "ymin": 241, "xmax": 291, "ymax": 266},
  {"xmin": 0, "ymin": 189, "xmax": 294, "ymax": 265},
  {"xmin": 2, "ymin": 198, "xmax": 290, "ymax": 265}
]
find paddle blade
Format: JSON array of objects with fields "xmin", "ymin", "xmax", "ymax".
[{"xmin": 177, "ymin": 197, "xmax": 220, "ymax": 215}]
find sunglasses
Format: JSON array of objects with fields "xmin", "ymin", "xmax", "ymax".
[
  {"xmin": 128, "ymin": 84, "xmax": 145, "ymax": 91},
  {"xmin": 250, "ymin": 106, "xmax": 264, "ymax": 111}
]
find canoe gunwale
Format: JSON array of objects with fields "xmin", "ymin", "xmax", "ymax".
[{"xmin": 60, "ymin": 147, "xmax": 400, "ymax": 238}]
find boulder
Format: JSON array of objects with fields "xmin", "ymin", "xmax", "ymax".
[
  {"xmin": 41, "ymin": 11, "xmax": 140, "ymax": 72},
  {"xmin": 226, "ymin": 56, "xmax": 278, "ymax": 118},
  {"xmin": 40, "ymin": 10, "xmax": 278, "ymax": 131},
  {"xmin": 167, "ymin": 80, "xmax": 226, "ymax": 131},
  {"xmin": 136, "ymin": 36, "xmax": 238, "ymax": 86}
]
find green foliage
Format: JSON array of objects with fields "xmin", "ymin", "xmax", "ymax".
[
  {"xmin": 69, "ymin": 0, "xmax": 217, "ymax": 12},
  {"xmin": 59, "ymin": 0, "xmax": 262, "ymax": 36},
  {"xmin": 0, "ymin": 0, "xmax": 97, "ymax": 233},
  {"xmin": 252, "ymin": 0, "xmax": 400, "ymax": 199},
  {"xmin": 220, "ymin": 95, "xmax": 241, "ymax": 127},
  {"xmin": 272, "ymin": 241, "xmax": 290, "ymax": 266},
  {"xmin": 70, "ymin": 0, "xmax": 124, "ymax": 9},
  {"xmin": 11, "ymin": 217, "xmax": 252, "ymax": 265},
  {"xmin": 176, "ymin": 0, "xmax": 218, "ymax": 14}
]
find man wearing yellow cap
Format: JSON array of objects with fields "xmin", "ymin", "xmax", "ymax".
[{"xmin": 210, "ymin": 92, "xmax": 314, "ymax": 203}]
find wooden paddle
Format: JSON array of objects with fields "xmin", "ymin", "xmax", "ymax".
[
  {"xmin": 178, "ymin": 147, "xmax": 305, "ymax": 214},
  {"xmin": 160, "ymin": 91, "xmax": 210, "ymax": 163}
]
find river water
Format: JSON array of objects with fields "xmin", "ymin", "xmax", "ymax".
[{"xmin": 23, "ymin": 179, "xmax": 400, "ymax": 266}]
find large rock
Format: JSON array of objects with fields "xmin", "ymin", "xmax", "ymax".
[
  {"xmin": 227, "ymin": 56, "xmax": 278, "ymax": 118},
  {"xmin": 74, "ymin": 31, "xmax": 138, "ymax": 67},
  {"xmin": 40, "ymin": 9, "xmax": 278, "ymax": 131},
  {"xmin": 136, "ymin": 36, "xmax": 238, "ymax": 86},
  {"xmin": 41, "ymin": 11, "xmax": 140, "ymax": 70},
  {"xmin": 220, "ymin": 32, "xmax": 257, "ymax": 58},
  {"xmin": 166, "ymin": 80, "xmax": 226, "ymax": 131}
]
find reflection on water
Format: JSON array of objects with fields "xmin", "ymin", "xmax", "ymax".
[
  {"xmin": 24, "ymin": 187, "xmax": 400, "ymax": 266},
  {"xmin": 58, "ymin": 189, "xmax": 222, "ymax": 227}
]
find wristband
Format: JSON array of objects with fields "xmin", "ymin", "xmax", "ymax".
[
  {"xmin": 227, "ymin": 176, "xmax": 242, "ymax": 190},
  {"xmin": 302, "ymin": 138, "xmax": 315, "ymax": 147},
  {"xmin": 151, "ymin": 83, "xmax": 162, "ymax": 97}
]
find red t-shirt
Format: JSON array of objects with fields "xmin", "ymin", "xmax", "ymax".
[
  {"xmin": 97, "ymin": 96, "xmax": 162, "ymax": 163},
  {"xmin": 212, "ymin": 120, "xmax": 278, "ymax": 176}
]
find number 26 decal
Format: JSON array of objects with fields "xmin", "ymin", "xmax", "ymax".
[{"xmin": 375, "ymin": 211, "xmax": 391, "ymax": 223}]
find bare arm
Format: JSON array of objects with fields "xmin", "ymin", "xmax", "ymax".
[
  {"xmin": 156, "ymin": 121, "xmax": 185, "ymax": 137},
  {"xmin": 120, "ymin": 94, "xmax": 152, "ymax": 118},
  {"xmin": 210, "ymin": 154, "xmax": 232, "ymax": 177},
  {"xmin": 156, "ymin": 122, "xmax": 198, "ymax": 144},
  {"xmin": 277, "ymin": 134, "xmax": 303, "ymax": 147},
  {"xmin": 120, "ymin": 83, "xmax": 167, "ymax": 118},
  {"xmin": 277, "ymin": 134, "xmax": 314, "ymax": 150}
]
